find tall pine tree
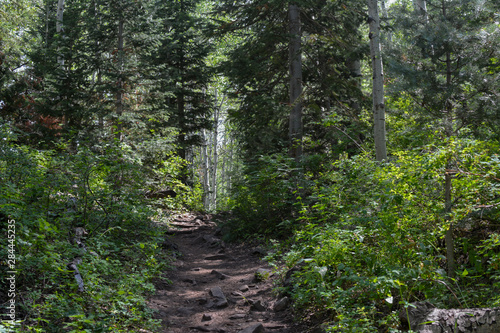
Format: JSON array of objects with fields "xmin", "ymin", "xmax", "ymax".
[{"xmin": 149, "ymin": 0, "xmax": 214, "ymax": 166}]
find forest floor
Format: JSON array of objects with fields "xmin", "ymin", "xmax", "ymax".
[{"xmin": 147, "ymin": 213, "xmax": 308, "ymax": 333}]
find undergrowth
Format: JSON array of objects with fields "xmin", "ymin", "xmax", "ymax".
[
  {"xmin": 0, "ymin": 127, "xmax": 193, "ymax": 332},
  {"xmin": 228, "ymin": 138, "xmax": 500, "ymax": 332}
]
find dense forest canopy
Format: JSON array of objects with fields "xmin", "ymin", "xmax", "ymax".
[{"xmin": 1, "ymin": 0, "xmax": 500, "ymax": 331}]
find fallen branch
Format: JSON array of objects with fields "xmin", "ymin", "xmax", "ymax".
[{"xmin": 67, "ymin": 227, "xmax": 87, "ymax": 292}]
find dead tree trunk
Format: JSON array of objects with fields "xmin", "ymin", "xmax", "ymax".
[
  {"xmin": 68, "ymin": 227, "xmax": 87, "ymax": 292},
  {"xmin": 400, "ymin": 302, "xmax": 500, "ymax": 333}
]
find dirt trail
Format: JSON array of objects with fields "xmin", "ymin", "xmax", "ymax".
[{"xmin": 148, "ymin": 213, "xmax": 304, "ymax": 333}]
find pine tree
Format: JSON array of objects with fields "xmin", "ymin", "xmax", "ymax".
[
  {"xmin": 216, "ymin": 0, "xmax": 367, "ymax": 161},
  {"xmin": 387, "ymin": 0, "xmax": 500, "ymax": 141},
  {"xmin": 25, "ymin": 0, "xmax": 158, "ymax": 145},
  {"xmin": 149, "ymin": 0, "xmax": 214, "ymax": 167}
]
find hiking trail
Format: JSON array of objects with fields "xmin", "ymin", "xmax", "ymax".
[{"xmin": 148, "ymin": 213, "xmax": 306, "ymax": 333}]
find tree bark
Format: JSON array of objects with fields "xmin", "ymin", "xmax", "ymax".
[
  {"xmin": 444, "ymin": 171, "xmax": 455, "ymax": 278},
  {"xmin": 56, "ymin": 0, "xmax": 65, "ymax": 67},
  {"xmin": 67, "ymin": 227, "xmax": 87, "ymax": 292},
  {"xmin": 210, "ymin": 105, "xmax": 219, "ymax": 210},
  {"xmin": 202, "ymin": 129, "xmax": 210, "ymax": 210},
  {"xmin": 115, "ymin": 18, "xmax": 124, "ymax": 141},
  {"xmin": 442, "ymin": 1, "xmax": 455, "ymax": 278},
  {"xmin": 380, "ymin": 0, "xmax": 392, "ymax": 43},
  {"xmin": 288, "ymin": 2, "xmax": 303, "ymax": 163},
  {"xmin": 347, "ymin": 59, "xmax": 362, "ymax": 112},
  {"xmin": 400, "ymin": 302, "xmax": 500, "ymax": 332},
  {"xmin": 368, "ymin": 0, "xmax": 388, "ymax": 161}
]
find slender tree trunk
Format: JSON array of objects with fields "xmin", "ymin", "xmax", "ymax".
[
  {"xmin": 176, "ymin": 0, "xmax": 190, "ymax": 184},
  {"xmin": 45, "ymin": 2, "xmax": 50, "ymax": 65},
  {"xmin": 347, "ymin": 59, "xmax": 362, "ymax": 111},
  {"xmin": 56, "ymin": 0, "xmax": 65, "ymax": 67},
  {"xmin": 208, "ymin": 129, "xmax": 213, "ymax": 208},
  {"xmin": 380, "ymin": 0, "xmax": 392, "ymax": 43},
  {"xmin": 368, "ymin": 0, "xmax": 387, "ymax": 161},
  {"xmin": 444, "ymin": 170, "xmax": 455, "ymax": 278},
  {"xmin": 227, "ymin": 136, "xmax": 233, "ymax": 195},
  {"xmin": 444, "ymin": 47, "xmax": 453, "ymax": 136},
  {"xmin": 210, "ymin": 106, "xmax": 219, "ymax": 210},
  {"xmin": 115, "ymin": 19, "xmax": 124, "ymax": 141},
  {"xmin": 56, "ymin": 0, "xmax": 69, "ymax": 130},
  {"xmin": 288, "ymin": 2, "xmax": 303, "ymax": 163},
  {"xmin": 113, "ymin": 19, "xmax": 125, "ymax": 193},
  {"xmin": 202, "ymin": 130, "xmax": 209, "ymax": 210},
  {"xmin": 177, "ymin": 92, "xmax": 186, "ymax": 159},
  {"xmin": 220, "ymin": 144, "xmax": 226, "ymax": 205},
  {"xmin": 442, "ymin": 0, "xmax": 455, "ymax": 278},
  {"xmin": 91, "ymin": 0, "xmax": 104, "ymax": 130}
]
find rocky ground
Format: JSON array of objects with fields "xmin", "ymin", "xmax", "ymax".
[{"xmin": 148, "ymin": 213, "xmax": 307, "ymax": 333}]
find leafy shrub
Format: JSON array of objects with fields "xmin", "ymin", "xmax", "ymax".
[
  {"xmin": 224, "ymin": 153, "xmax": 302, "ymax": 239},
  {"xmin": 0, "ymin": 134, "xmax": 178, "ymax": 332},
  {"xmin": 270, "ymin": 138, "xmax": 500, "ymax": 331}
]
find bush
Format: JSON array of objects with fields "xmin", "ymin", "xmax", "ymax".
[
  {"xmin": 269, "ymin": 138, "xmax": 500, "ymax": 331},
  {"xmin": 0, "ymin": 135, "xmax": 176, "ymax": 332},
  {"xmin": 224, "ymin": 153, "xmax": 303, "ymax": 239}
]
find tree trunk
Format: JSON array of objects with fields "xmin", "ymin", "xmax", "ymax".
[
  {"xmin": 56, "ymin": 0, "xmax": 65, "ymax": 67},
  {"xmin": 444, "ymin": 47, "xmax": 453, "ymax": 136},
  {"xmin": 442, "ymin": 1, "xmax": 455, "ymax": 279},
  {"xmin": 202, "ymin": 130, "xmax": 209, "ymax": 210},
  {"xmin": 176, "ymin": 93, "xmax": 187, "ymax": 186},
  {"xmin": 288, "ymin": 2, "xmax": 303, "ymax": 163},
  {"xmin": 368, "ymin": 0, "xmax": 387, "ymax": 162},
  {"xmin": 444, "ymin": 170, "xmax": 455, "ymax": 278},
  {"xmin": 227, "ymin": 136, "xmax": 233, "ymax": 197},
  {"xmin": 115, "ymin": 19, "xmax": 124, "ymax": 141},
  {"xmin": 208, "ymin": 129, "xmax": 214, "ymax": 210},
  {"xmin": 210, "ymin": 105, "xmax": 219, "ymax": 210},
  {"xmin": 91, "ymin": 0, "xmax": 104, "ymax": 130},
  {"xmin": 401, "ymin": 302, "xmax": 500, "ymax": 333},
  {"xmin": 347, "ymin": 59, "xmax": 362, "ymax": 111},
  {"xmin": 220, "ymin": 143, "xmax": 226, "ymax": 204},
  {"xmin": 380, "ymin": 0, "xmax": 392, "ymax": 43}
]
